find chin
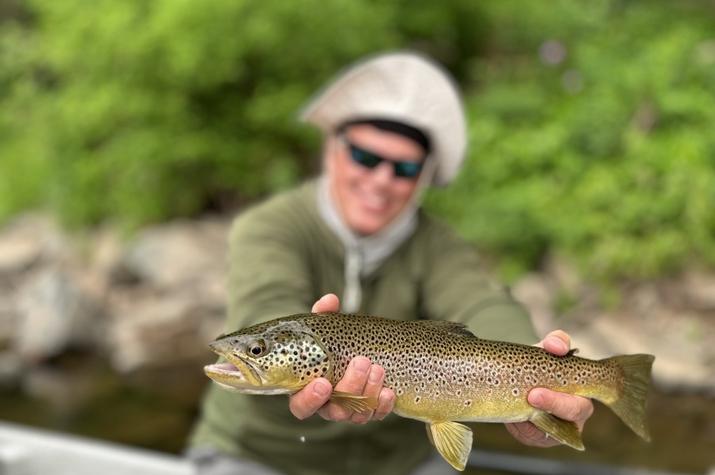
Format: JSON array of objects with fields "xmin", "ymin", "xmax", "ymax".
[{"xmin": 348, "ymin": 215, "xmax": 391, "ymax": 236}]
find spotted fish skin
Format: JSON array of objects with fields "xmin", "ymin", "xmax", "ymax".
[
  {"xmin": 206, "ymin": 312, "xmax": 654, "ymax": 471},
  {"xmin": 280, "ymin": 314, "xmax": 620, "ymax": 423}
]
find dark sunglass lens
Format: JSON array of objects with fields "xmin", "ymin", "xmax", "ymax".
[
  {"xmin": 394, "ymin": 161, "xmax": 423, "ymax": 178},
  {"xmin": 349, "ymin": 146, "xmax": 382, "ymax": 168}
]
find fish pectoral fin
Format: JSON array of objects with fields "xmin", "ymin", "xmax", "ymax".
[
  {"xmin": 426, "ymin": 421, "xmax": 473, "ymax": 472},
  {"xmin": 330, "ymin": 391, "xmax": 378, "ymax": 414},
  {"xmin": 530, "ymin": 411, "xmax": 585, "ymax": 451}
]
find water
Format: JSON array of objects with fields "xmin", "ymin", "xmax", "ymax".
[{"xmin": 0, "ymin": 352, "xmax": 712, "ymax": 474}]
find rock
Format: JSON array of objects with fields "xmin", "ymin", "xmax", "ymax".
[
  {"xmin": 106, "ymin": 217, "xmax": 229, "ymax": 373},
  {"xmin": 514, "ymin": 264, "xmax": 715, "ymax": 395},
  {"xmin": 677, "ymin": 270, "xmax": 715, "ymax": 311},
  {"xmin": 88, "ymin": 227, "xmax": 125, "ymax": 288},
  {"xmin": 0, "ymin": 214, "xmax": 54, "ymax": 277},
  {"xmin": 15, "ymin": 266, "xmax": 103, "ymax": 361},
  {"xmin": 563, "ymin": 309, "xmax": 715, "ymax": 395},
  {"xmin": 0, "ymin": 289, "xmax": 18, "ymax": 348},
  {"xmin": 0, "ymin": 351, "xmax": 22, "ymax": 387},
  {"xmin": 2, "ymin": 211, "xmax": 709, "ymax": 397},
  {"xmin": 109, "ymin": 293, "xmax": 223, "ymax": 373},
  {"xmin": 119, "ymin": 218, "xmax": 228, "ymax": 298}
]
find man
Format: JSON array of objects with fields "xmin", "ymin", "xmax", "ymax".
[{"xmin": 189, "ymin": 52, "xmax": 593, "ymax": 475}]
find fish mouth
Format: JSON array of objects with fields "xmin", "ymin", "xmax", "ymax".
[
  {"xmin": 204, "ymin": 358, "xmax": 262, "ymax": 389},
  {"xmin": 204, "ymin": 360, "xmax": 301, "ymax": 396}
]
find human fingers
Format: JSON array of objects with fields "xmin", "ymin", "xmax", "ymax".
[
  {"xmin": 504, "ymin": 421, "xmax": 560, "ymax": 448},
  {"xmin": 537, "ymin": 329, "xmax": 571, "ymax": 355},
  {"xmin": 312, "ymin": 293, "xmax": 340, "ymax": 313},
  {"xmin": 289, "ymin": 378, "xmax": 333, "ymax": 420},
  {"xmin": 505, "ymin": 387, "xmax": 590, "ymax": 449},
  {"xmin": 317, "ymin": 357, "xmax": 371, "ymax": 421},
  {"xmin": 350, "ymin": 364, "xmax": 385, "ymax": 424},
  {"xmin": 528, "ymin": 388, "xmax": 594, "ymax": 429},
  {"xmin": 373, "ymin": 387, "xmax": 396, "ymax": 421}
]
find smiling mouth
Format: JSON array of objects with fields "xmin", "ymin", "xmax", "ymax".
[{"xmin": 356, "ymin": 189, "xmax": 388, "ymax": 212}]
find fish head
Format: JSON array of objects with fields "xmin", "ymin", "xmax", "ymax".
[{"xmin": 204, "ymin": 320, "xmax": 331, "ymax": 395}]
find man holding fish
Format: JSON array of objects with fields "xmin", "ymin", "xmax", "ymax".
[{"xmin": 189, "ymin": 52, "xmax": 598, "ymax": 475}]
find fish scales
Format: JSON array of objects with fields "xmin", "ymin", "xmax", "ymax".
[
  {"xmin": 285, "ymin": 313, "xmax": 621, "ymax": 423},
  {"xmin": 205, "ymin": 312, "xmax": 654, "ymax": 471}
]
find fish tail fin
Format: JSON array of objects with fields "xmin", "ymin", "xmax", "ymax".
[{"xmin": 603, "ymin": 354, "xmax": 655, "ymax": 442}]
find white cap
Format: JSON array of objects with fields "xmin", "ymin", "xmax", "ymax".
[{"xmin": 300, "ymin": 51, "xmax": 467, "ymax": 186}]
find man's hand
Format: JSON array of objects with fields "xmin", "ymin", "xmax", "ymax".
[
  {"xmin": 288, "ymin": 294, "xmax": 396, "ymax": 424},
  {"xmin": 505, "ymin": 330, "xmax": 595, "ymax": 447}
]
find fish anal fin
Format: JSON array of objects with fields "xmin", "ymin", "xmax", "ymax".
[
  {"xmin": 426, "ymin": 421, "xmax": 473, "ymax": 471},
  {"xmin": 330, "ymin": 391, "xmax": 377, "ymax": 414},
  {"xmin": 530, "ymin": 411, "xmax": 584, "ymax": 451}
]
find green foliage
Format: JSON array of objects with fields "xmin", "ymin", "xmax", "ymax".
[
  {"xmin": 1, "ymin": 0, "xmax": 714, "ymax": 281},
  {"xmin": 427, "ymin": 0, "xmax": 715, "ymax": 280},
  {"xmin": 0, "ymin": 0, "xmax": 410, "ymax": 228}
]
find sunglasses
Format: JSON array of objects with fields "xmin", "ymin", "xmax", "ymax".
[{"xmin": 341, "ymin": 137, "xmax": 425, "ymax": 179}]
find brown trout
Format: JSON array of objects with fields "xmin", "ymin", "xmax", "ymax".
[{"xmin": 204, "ymin": 312, "xmax": 655, "ymax": 471}]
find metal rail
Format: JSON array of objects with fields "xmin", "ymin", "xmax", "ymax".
[
  {"xmin": 0, "ymin": 421, "xmax": 707, "ymax": 475},
  {"xmin": 0, "ymin": 421, "xmax": 193, "ymax": 475}
]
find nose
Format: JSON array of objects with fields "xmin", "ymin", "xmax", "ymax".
[{"xmin": 371, "ymin": 160, "xmax": 394, "ymax": 184}]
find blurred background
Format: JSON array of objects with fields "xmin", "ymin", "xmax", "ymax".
[{"xmin": 0, "ymin": 0, "xmax": 713, "ymax": 473}]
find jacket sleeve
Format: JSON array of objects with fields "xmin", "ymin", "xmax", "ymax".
[
  {"xmin": 419, "ymin": 219, "xmax": 537, "ymax": 345},
  {"xmin": 223, "ymin": 201, "xmax": 314, "ymax": 333},
  {"xmin": 189, "ymin": 195, "xmax": 318, "ymax": 456}
]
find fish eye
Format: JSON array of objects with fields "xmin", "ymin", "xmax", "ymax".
[{"xmin": 248, "ymin": 339, "xmax": 266, "ymax": 357}]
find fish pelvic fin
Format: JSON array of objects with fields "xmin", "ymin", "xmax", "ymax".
[
  {"xmin": 426, "ymin": 421, "xmax": 473, "ymax": 472},
  {"xmin": 530, "ymin": 411, "xmax": 584, "ymax": 451},
  {"xmin": 603, "ymin": 353, "xmax": 655, "ymax": 442},
  {"xmin": 330, "ymin": 391, "xmax": 378, "ymax": 414}
]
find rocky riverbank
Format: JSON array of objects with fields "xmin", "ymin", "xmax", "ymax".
[{"xmin": 0, "ymin": 213, "xmax": 713, "ymax": 396}]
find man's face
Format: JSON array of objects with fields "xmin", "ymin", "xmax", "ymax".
[{"xmin": 325, "ymin": 124, "xmax": 426, "ymax": 236}]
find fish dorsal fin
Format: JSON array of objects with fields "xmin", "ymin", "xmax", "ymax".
[
  {"xmin": 419, "ymin": 320, "xmax": 475, "ymax": 337},
  {"xmin": 530, "ymin": 411, "xmax": 584, "ymax": 451},
  {"xmin": 426, "ymin": 421, "xmax": 473, "ymax": 471}
]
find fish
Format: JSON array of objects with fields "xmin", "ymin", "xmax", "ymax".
[{"xmin": 204, "ymin": 312, "xmax": 655, "ymax": 471}]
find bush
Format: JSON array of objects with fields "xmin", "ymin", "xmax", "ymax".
[
  {"xmin": 2, "ymin": 0, "xmax": 714, "ymax": 282},
  {"xmin": 0, "ymin": 0, "xmax": 492, "ymax": 229},
  {"xmin": 0, "ymin": 0, "xmax": 488, "ymax": 228},
  {"xmin": 427, "ymin": 0, "xmax": 715, "ymax": 280}
]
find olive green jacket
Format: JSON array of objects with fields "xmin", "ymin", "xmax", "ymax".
[{"xmin": 190, "ymin": 180, "xmax": 536, "ymax": 475}]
